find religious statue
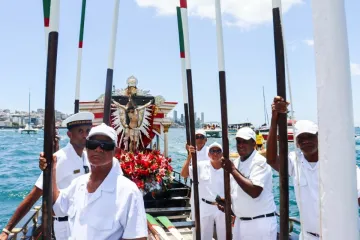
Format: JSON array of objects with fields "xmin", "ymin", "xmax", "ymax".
[{"xmin": 112, "ymin": 97, "xmax": 153, "ymax": 152}]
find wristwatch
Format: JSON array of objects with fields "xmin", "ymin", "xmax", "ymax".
[{"xmin": 2, "ymin": 228, "xmax": 11, "ymax": 235}]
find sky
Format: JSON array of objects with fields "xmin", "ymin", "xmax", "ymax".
[{"xmin": 0, "ymin": 0, "xmax": 360, "ymax": 127}]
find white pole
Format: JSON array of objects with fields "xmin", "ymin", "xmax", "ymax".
[
  {"xmin": 108, "ymin": 0, "xmax": 120, "ymax": 69},
  {"xmin": 311, "ymin": 0, "xmax": 358, "ymax": 239}
]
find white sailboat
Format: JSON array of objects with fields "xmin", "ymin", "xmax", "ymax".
[{"xmin": 18, "ymin": 92, "xmax": 38, "ymax": 134}]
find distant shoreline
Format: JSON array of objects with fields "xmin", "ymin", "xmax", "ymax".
[{"xmin": 0, "ymin": 126, "xmax": 67, "ymax": 129}]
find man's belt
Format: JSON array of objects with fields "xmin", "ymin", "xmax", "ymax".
[
  {"xmin": 54, "ymin": 216, "xmax": 68, "ymax": 222},
  {"xmin": 307, "ymin": 232, "xmax": 320, "ymax": 238},
  {"xmin": 201, "ymin": 198, "xmax": 217, "ymax": 205},
  {"xmin": 239, "ymin": 212, "xmax": 276, "ymax": 221}
]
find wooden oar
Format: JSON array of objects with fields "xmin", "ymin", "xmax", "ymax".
[
  {"xmin": 157, "ymin": 216, "xmax": 184, "ymax": 240},
  {"xmin": 214, "ymin": 0, "xmax": 232, "ymax": 239},
  {"xmin": 74, "ymin": 0, "xmax": 87, "ymax": 113},
  {"xmin": 178, "ymin": 1, "xmax": 201, "ymax": 238},
  {"xmin": 147, "ymin": 220, "xmax": 161, "ymax": 240},
  {"xmin": 42, "ymin": 0, "xmax": 60, "ymax": 239},
  {"xmin": 146, "ymin": 214, "xmax": 170, "ymax": 240},
  {"xmin": 271, "ymin": 0, "xmax": 289, "ymax": 238},
  {"xmin": 103, "ymin": 0, "xmax": 120, "ymax": 125}
]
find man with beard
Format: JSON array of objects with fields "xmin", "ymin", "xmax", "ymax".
[
  {"xmin": 221, "ymin": 127, "xmax": 277, "ymax": 239},
  {"xmin": 267, "ymin": 96, "xmax": 360, "ymax": 239},
  {"xmin": 0, "ymin": 112, "xmax": 94, "ymax": 240}
]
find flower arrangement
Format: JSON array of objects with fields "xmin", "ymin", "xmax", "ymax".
[{"xmin": 115, "ymin": 150, "xmax": 174, "ymax": 194}]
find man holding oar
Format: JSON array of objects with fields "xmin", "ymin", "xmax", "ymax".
[
  {"xmin": 267, "ymin": 96, "xmax": 360, "ymax": 239},
  {"xmin": 185, "ymin": 142, "xmax": 226, "ymax": 240},
  {"xmin": 221, "ymin": 127, "xmax": 277, "ymax": 239},
  {"xmin": 180, "ymin": 129, "xmax": 209, "ymax": 177},
  {"xmin": 47, "ymin": 123, "xmax": 147, "ymax": 239},
  {"xmin": 0, "ymin": 112, "xmax": 94, "ymax": 240}
]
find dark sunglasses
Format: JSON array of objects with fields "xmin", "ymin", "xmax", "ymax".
[
  {"xmin": 236, "ymin": 139, "xmax": 252, "ymax": 145},
  {"xmin": 209, "ymin": 149, "xmax": 222, "ymax": 154},
  {"xmin": 86, "ymin": 139, "xmax": 115, "ymax": 151},
  {"xmin": 196, "ymin": 135, "xmax": 205, "ymax": 140}
]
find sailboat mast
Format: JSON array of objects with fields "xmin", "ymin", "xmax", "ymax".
[
  {"xmin": 311, "ymin": 0, "xmax": 358, "ymax": 238},
  {"xmin": 103, "ymin": 0, "xmax": 120, "ymax": 125},
  {"xmin": 262, "ymin": 86, "xmax": 268, "ymax": 125},
  {"xmin": 42, "ymin": 0, "xmax": 60, "ymax": 238},
  {"xmin": 74, "ymin": 0, "xmax": 87, "ymax": 114},
  {"xmin": 271, "ymin": 0, "xmax": 289, "ymax": 238},
  {"xmin": 179, "ymin": 0, "xmax": 202, "ymax": 238},
  {"xmin": 214, "ymin": 0, "xmax": 232, "ymax": 238},
  {"xmin": 28, "ymin": 92, "xmax": 31, "ymax": 125}
]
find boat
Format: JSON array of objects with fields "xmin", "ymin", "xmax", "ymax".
[
  {"xmin": 202, "ymin": 122, "xmax": 222, "ymax": 138},
  {"xmin": 258, "ymin": 119, "xmax": 296, "ymax": 142},
  {"xmin": 18, "ymin": 124, "xmax": 38, "ymax": 134},
  {"xmin": 18, "ymin": 92, "xmax": 38, "ymax": 134},
  {"xmin": 228, "ymin": 122, "xmax": 255, "ymax": 134}
]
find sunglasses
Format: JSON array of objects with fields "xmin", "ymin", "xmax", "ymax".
[
  {"xmin": 236, "ymin": 139, "xmax": 252, "ymax": 145},
  {"xmin": 196, "ymin": 135, "xmax": 205, "ymax": 140},
  {"xmin": 86, "ymin": 139, "xmax": 115, "ymax": 151},
  {"xmin": 209, "ymin": 149, "xmax": 222, "ymax": 154}
]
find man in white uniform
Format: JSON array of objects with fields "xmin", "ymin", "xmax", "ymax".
[
  {"xmin": 222, "ymin": 127, "xmax": 277, "ymax": 240},
  {"xmin": 0, "ymin": 112, "xmax": 94, "ymax": 240},
  {"xmin": 50, "ymin": 123, "xmax": 147, "ymax": 240},
  {"xmin": 189, "ymin": 142, "xmax": 226, "ymax": 240},
  {"xmin": 267, "ymin": 96, "xmax": 360, "ymax": 239},
  {"xmin": 180, "ymin": 129, "xmax": 210, "ymax": 178}
]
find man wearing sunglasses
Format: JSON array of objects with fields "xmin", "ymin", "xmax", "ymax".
[
  {"xmin": 188, "ymin": 142, "xmax": 226, "ymax": 240},
  {"xmin": 221, "ymin": 127, "xmax": 277, "ymax": 240},
  {"xmin": 49, "ymin": 123, "xmax": 147, "ymax": 240},
  {"xmin": 180, "ymin": 129, "xmax": 210, "ymax": 178},
  {"xmin": 0, "ymin": 112, "xmax": 94, "ymax": 240}
]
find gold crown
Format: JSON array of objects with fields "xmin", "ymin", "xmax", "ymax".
[{"xmin": 127, "ymin": 75, "xmax": 138, "ymax": 87}]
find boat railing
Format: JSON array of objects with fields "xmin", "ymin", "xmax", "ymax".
[
  {"xmin": 7, "ymin": 205, "xmax": 42, "ymax": 240},
  {"xmin": 172, "ymin": 170, "xmax": 191, "ymax": 187}
]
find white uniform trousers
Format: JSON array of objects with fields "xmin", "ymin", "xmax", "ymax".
[
  {"xmin": 233, "ymin": 216, "xmax": 277, "ymax": 240},
  {"xmin": 192, "ymin": 211, "xmax": 226, "ymax": 240},
  {"xmin": 53, "ymin": 220, "xmax": 70, "ymax": 240}
]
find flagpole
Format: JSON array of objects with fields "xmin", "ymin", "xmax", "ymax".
[
  {"xmin": 179, "ymin": 0, "xmax": 201, "ymax": 238},
  {"xmin": 311, "ymin": 0, "xmax": 358, "ymax": 238},
  {"xmin": 74, "ymin": 0, "xmax": 87, "ymax": 113},
  {"xmin": 176, "ymin": 7, "xmax": 190, "ymax": 145},
  {"xmin": 214, "ymin": 0, "xmax": 232, "ymax": 238},
  {"xmin": 103, "ymin": 0, "xmax": 120, "ymax": 125},
  {"xmin": 271, "ymin": 1, "xmax": 289, "ymax": 238},
  {"xmin": 42, "ymin": 0, "xmax": 60, "ymax": 238}
]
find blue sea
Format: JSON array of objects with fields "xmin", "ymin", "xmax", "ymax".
[{"xmin": 1, "ymin": 128, "xmax": 360, "ymax": 233}]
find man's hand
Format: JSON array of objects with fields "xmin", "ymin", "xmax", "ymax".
[
  {"xmin": 186, "ymin": 145, "xmax": 196, "ymax": 155},
  {"xmin": 0, "ymin": 232, "xmax": 9, "ymax": 240},
  {"xmin": 221, "ymin": 157, "xmax": 235, "ymax": 173},
  {"xmin": 271, "ymin": 96, "xmax": 289, "ymax": 116},
  {"xmin": 39, "ymin": 153, "xmax": 57, "ymax": 171}
]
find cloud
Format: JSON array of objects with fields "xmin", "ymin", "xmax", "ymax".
[
  {"xmin": 135, "ymin": 0, "xmax": 303, "ymax": 28},
  {"xmin": 351, "ymin": 63, "xmax": 360, "ymax": 76},
  {"xmin": 303, "ymin": 39, "xmax": 314, "ymax": 46}
]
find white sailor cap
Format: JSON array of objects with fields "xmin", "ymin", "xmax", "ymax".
[
  {"xmin": 195, "ymin": 129, "xmax": 206, "ymax": 137},
  {"xmin": 294, "ymin": 120, "xmax": 318, "ymax": 138},
  {"xmin": 209, "ymin": 142, "xmax": 222, "ymax": 151},
  {"xmin": 87, "ymin": 123, "xmax": 118, "ymax": 143},
  {"xmin": 62, "ymin": 112, "xmax": 94, "ymax": 130},
  {"xmin": 236, "ymin": 127, "xmax": 256, "ymax": 141}
]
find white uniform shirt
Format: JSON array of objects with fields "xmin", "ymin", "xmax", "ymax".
[
  {"xmin": 189, "ymin": 161, "xmax": 224, "ymax": 218},
  {"xmin": 53, "ymin": 159, "xmax": 148, "ymax": 240},
  {"xmin": 35, "ymin": 143, "xmax": 90, "ymax": 192},
  {"xmin": 231, "ymin": 150, "xmax": 276, "ymax": 218},
  {"xmin": 289, "ymin": 151, "xmax": 360, "ymax": 235},
  {"xmin": 196, "ymin": 146, "xmax": 210, "ymax": 162}
]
